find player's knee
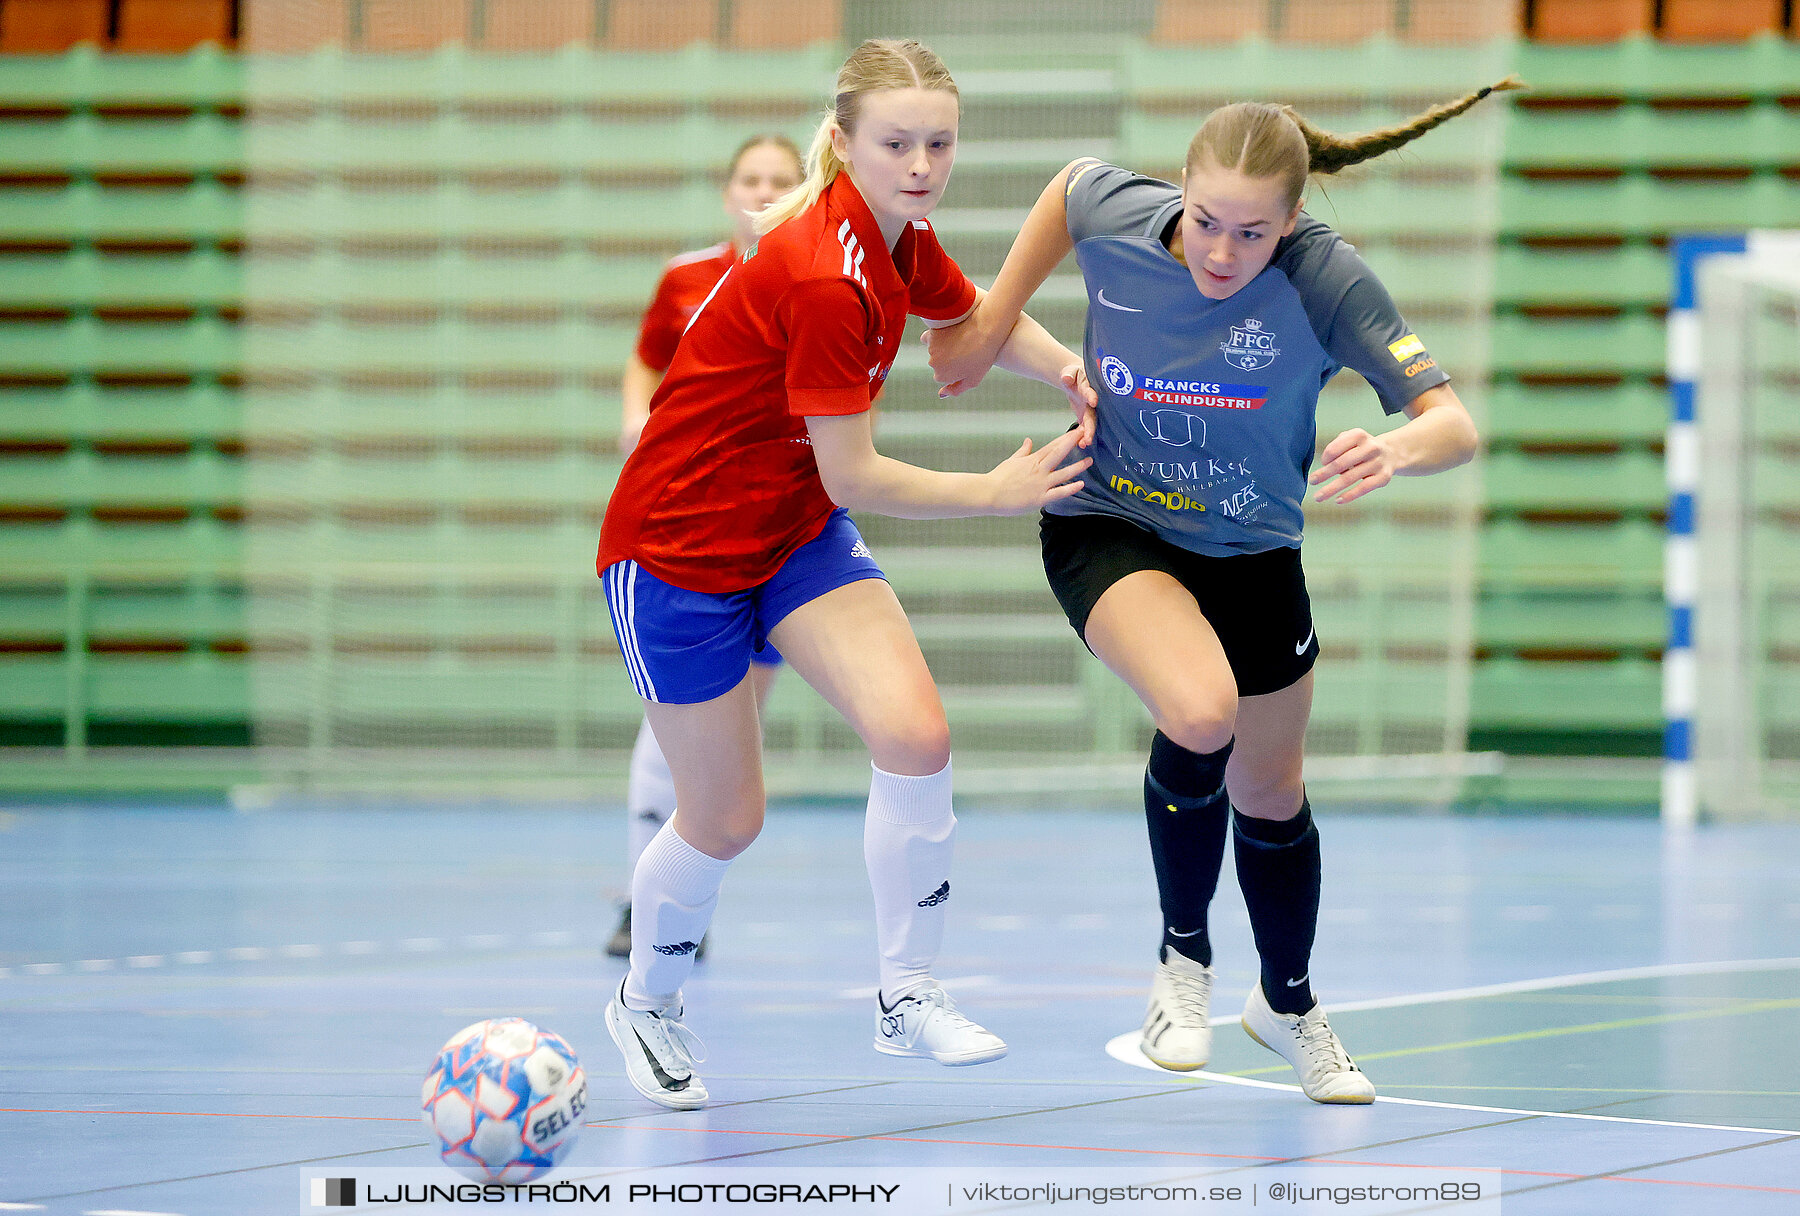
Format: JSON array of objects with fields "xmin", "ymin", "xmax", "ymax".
[
  {"xmin": 1230, "ymin": 769, "xmax": 1304, "ymax": 820},
  {"xmin": 1231, "ymin": 759, "xmax": 1303, "ymax": 816},
  {"xmin": 675, "ymin": 795, "xmax": 764, "ymax": 859},
  {"xmin": 1157, "ymin": 696, "xmax": 1237, "ymax": 757},
  {"xmin": 871, "ymin": 711, "xmax": 952, "ymax": 777},
  {"xmin": 706, "ymin": 803, "xmax": 766, "ymax": 859}
]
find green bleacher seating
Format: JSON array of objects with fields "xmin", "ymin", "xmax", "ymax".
[
  {"xmin": 6, "ymin": 33, "xmax": 1793, "ymax": 770},
  {"xmin": 1479, "ymin": 518, "xmax": 1664, "ymax": 591},
  {"xmin": 0, "ymin": 43, "xmax": 243, "ymax": 108},
  {"xmin": 1477, "ymin": 589, "xmax": 1663, "ymax": 655},
  {"xmin": 0, "ymin": 316, "xmax": 237, "ymax": 377},
  {"xmin": 1492, "ymin": 312, "xmax": 1666, "ymax": 379},
  {"xmin": 0, "ymin": 183, "xmax": 242, "ymax": 246},
  {"xmin": 1494, "ymin": 243, "xmax": 1667, "ymax": 308},
  {"xmin": 0, "ymin": 249, "xmax": 241, "ymax": 309},
  {"xmin": 1123, "ymin": 35, "xmax": 1515, "ymax": 107},
  {"xmin": 1512, "ymin": 32, "xmax": 1800, "ymax": 99},
  {"xmin": 1482, "ymin": 382, "xmax": 1666, "ymax": 445},
  {"xmin": 1508, "ymin": 104, "xmax": 1800, "ymax": 172},
  {"xmin": 1471, "ymin": 656, "xmax": 1661, "ymax": 730},
  {"xmin": 1498, "ymin": 176, "xmax": 1800, "ymax": 240}
]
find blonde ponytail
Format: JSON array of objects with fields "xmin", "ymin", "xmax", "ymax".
[
  {"xmin": 754, "ymin": 38, "xmax": 959, "ymax": 236},
  {"xmin": 1187, "ymin": 76, "xmax": 1527, "ymax": 208}
]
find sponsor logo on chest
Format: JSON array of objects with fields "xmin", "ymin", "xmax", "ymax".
[{"xmin": 1099, "ymin": 355, "xmax": 1269, "ymax": 414}]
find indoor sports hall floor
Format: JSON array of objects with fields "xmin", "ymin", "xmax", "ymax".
[{"xmin": 2, "ymin": 800, "xmax": 1797, "ymax": 1214}]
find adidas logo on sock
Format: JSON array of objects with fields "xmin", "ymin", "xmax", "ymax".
[
  {"xmin": 651, "ymin": 941, "xmax": 699, "ymax": 956},
  {"xmin": 916, "ymin": 881, "xmax": 950, "ymax": 907}
]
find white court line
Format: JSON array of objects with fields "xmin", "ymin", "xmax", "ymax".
[
  {"xmin": 1103, "ymin": 957, "xmax": 1800, "ymax": 1136},
  {"xmin": 0, "ymin": 1204, "xmax": 46, "ymax": 1211},
  {"xmin": 1322, "ymin": 955, "xmax": 1800, "ymax": 1017},
  {"xmin": 2, "ymin": 929, "xmax": 595, "ymax": 980}
]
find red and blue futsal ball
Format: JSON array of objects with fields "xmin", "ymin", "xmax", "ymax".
[{"xmin": 421, "ymin": 1018, "xmax": 587, "ymax": 1181}]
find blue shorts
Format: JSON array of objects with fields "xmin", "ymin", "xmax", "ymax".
[{"xmin": 602, "ymin": 508, "xmax": 885, "ymax": 705}]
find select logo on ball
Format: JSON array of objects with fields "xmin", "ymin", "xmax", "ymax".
[{"xmin": 421, "ymin": 1018, "xmax": 586, "ymax": 1182}]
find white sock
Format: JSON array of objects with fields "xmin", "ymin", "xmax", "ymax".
[
  {"xmin": 625, "ymin": 818, "xmax": 731, "ymax": 1010},
  {"xmin": 626, "ymin": 718, "xmax": 676, "ymax": 872},
  {"xmin": 863, "ymin": 759, "xmax": 955, "ymax": 1004}
]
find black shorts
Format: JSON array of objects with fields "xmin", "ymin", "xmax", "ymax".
[{"xmin": 1039, "ymin": 511, "xmax": 1319, "ymax": 698}]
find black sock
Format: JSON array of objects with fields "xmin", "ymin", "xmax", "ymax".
[
  {"xmin": 1233, "ymin": 799, "xmax": 1320, "ymax": 1015},
  {"xmin": 1144, "ymin": 732, "xmax": 1232, "ymax": 967}
]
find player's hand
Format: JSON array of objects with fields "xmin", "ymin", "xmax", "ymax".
[
  {"xmin": 986, "ymin": 428, "xmax": 1091, "ymax": 516},
  {"xmin": 1058, "ymin": 362, "xmax": 1097, "ymax": 447},
  {"xmin": 1310, "ymin": 427, "xmax": 1399, "ymax": 504},
  {"xmin": 923, "ymin": 302, "xmax": 1009, "ymax": 398}
]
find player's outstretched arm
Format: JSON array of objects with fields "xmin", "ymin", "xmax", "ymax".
[
  {"xmin": 991, "ymin": 313, "xmax": 1096, "ymax": 447},
  {"xmin": 1309, "ymin": 383, "xmax": 1479, "ymax": 505},
  {"xmin": 808, "ymin": 411, "xmax": 1090, "ymax": 521},
  {"xmin": 923, "ymin": 161, "xmax": 1080, "ymax": 397}
]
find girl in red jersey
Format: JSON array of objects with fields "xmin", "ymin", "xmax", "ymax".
[
  {"xmin": 609, "ymin": 135, "xmax": 805, "ymax": 962},
  {"xmin": 597, "ymin": 39, "xmax": 1096, "ymax": 1110}
]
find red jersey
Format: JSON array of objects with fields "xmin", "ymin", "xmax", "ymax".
[
  {"xmin": 633, "ymin": 241, "xmax": 737, "ymax": 373},
  {"xmin": 598, "ymin": 174, "xmax": 976, "ymax": 593}
]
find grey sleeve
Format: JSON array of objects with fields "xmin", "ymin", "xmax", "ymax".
[
  {"xmin": 1280, "ymin": 219, "xmax": 1451, "ymax": 415},
  {"xmin": 1064, "ymin": 159, "xmax": 1179, "ymax": 246}
]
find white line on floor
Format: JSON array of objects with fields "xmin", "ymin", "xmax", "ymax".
[{"xmin": 1103, "ymin": 956, "xmax": 1800, "ymax": 1136}]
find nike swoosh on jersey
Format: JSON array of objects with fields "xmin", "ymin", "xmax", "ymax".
[
  {"xmin": 1295, "ymin": 629, "xmax": 1314, "ymax": 655},
  {"xmin": 1096, "ymin": 289, "xmax": 1142, "ymax": 313}
]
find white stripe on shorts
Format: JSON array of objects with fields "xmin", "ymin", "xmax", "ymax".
[{"xmin": 607, "ymin": 561, "xmax": 658, "ymax": 702}]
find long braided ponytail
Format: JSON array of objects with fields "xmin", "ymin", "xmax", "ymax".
[{"xmin": 1187, "ymin": 77, "xmax": 1526, "ymax": 207}]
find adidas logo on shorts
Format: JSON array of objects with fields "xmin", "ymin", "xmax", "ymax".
[
  {"xmin": 651, "ymin": 941, "xmax": 700, "ymax": 956},
  {"xmin": 916, "ymin": 881, "xmax": 950, "ymax": 907}
]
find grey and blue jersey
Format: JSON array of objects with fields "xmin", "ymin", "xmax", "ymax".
[{"xmin": 1048, "ymin": 160, "xmax": 1451, "ymax": 556}]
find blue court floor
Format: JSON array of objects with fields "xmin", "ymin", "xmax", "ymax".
[{"xmin": 1, "ymin": 801, "xmax": 1797, "ymax": 1214}]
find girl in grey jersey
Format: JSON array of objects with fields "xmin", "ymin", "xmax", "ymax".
[{"xmin": 928, "ymin": 80, "xmax": 1520, "ymax": 1103}]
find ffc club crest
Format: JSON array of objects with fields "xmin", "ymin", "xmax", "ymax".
[
  {"xmin": 1100, "ymin": 355, "xmax": 1135, "ymax": 396},
  {"xmin": 1220, "ymin": 318, "xmax": 1281, "ymax": 371}
]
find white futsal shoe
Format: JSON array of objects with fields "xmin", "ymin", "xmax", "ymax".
[
  {"xmin": 1240, "ymin": 983, "xmax": 1375, "ymax": 1104},
  {"xmin": 605, "ymin": 979, "xmax": 709, "ymax": 1110},
  {"xmin": 1140, "ymin": 949, "xmax": 1214, "ymax": 1071},
  {"xmin": 874, "ymin": 985, "xmax": 1008, "ymax": 1065}
]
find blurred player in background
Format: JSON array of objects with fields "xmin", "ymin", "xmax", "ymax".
[
  {"xmin": 610, "ymin": 134, "xmax": 805, "ymax": 960},
  {"xmin": 927, "ymin": 81, "xmax": 1521, "ymax": 1103}
]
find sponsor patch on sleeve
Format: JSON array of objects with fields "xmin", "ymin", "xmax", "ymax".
[
  {"xmin": 1388, "ymin": 333, "xmax": 1425, "ymax": 362},
  {"xmin": 1065, "ymin": 158, "xmax": 1104, "ymax": 197}
]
